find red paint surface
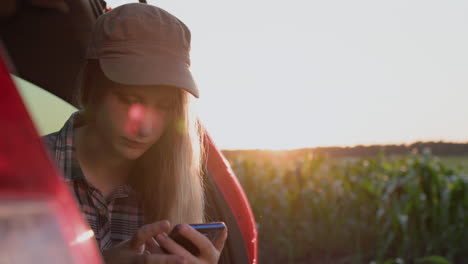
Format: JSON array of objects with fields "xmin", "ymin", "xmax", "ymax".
[{"xmin": 204, "ymin": 132, "xmax": 258, "ymax": 264}]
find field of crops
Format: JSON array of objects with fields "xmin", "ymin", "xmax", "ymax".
[
  {"xmin": 225, "ymin": 151, "xmax": 468, "ymax": 264},
  {"xmin": 439, "ymin": 156, "xmax": 468, "ymax": 175}
]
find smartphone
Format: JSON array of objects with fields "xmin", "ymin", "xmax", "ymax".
[{"xmin": 161, "ymin": 222, "xmax": 226, "ymax": 256}]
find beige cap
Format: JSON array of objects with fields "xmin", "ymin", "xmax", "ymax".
[{"xmin": 86, "ymin": 3, "xmax": 199, "ymax": 98}]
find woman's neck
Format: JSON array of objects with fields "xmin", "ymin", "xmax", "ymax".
[{"xmin": 75, "ymin": 125, "xmax": 134, "ymax": 196}]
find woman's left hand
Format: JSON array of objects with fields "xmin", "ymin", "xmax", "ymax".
[{"xmin": 155, "ymin": 224, "xmax": 228, "ymax": 264}]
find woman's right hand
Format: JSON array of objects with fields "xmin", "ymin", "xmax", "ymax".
[
  {"xmin": 102, "ymin": 220, "xmax": 186, "ymax": 264},
  {"xmin": 155, "ymin": 224, "xmax": 228, "ymax": 264}
]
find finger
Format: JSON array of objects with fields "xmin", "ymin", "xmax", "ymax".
[
  {"xmin": 145, "ymin": 237, "xmax": 164, "ymax": 254},
  {"xmin": 177, "ymin": 224, "xmax": 216, "ymax": 256},
  {"xmin": 134, "ymin": 253, "xmax": 187, "ymax": 264},
  {"xmin": 155, "ymin": 232, "xmax": 197, "ymax": 262},
  {"xmin": 129, "ymin": 220, "xmax": 171, "ymax": 250},
  {"xmin": 213, "ymin": 227, "xmax": 228, "ymax": 252}
]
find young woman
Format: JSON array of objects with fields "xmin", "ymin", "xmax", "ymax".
[{"xmin": 44, "ymin": 3, "xmax": 227, "ymax": 264}]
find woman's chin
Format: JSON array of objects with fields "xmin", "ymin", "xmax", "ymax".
[
  {"xmin": 115, "ymin": 145, "xmax": 147, "ymax": 160},
  {"xmin": 113, "ymin": 138, "xmax": 152, "ymax": 160}
]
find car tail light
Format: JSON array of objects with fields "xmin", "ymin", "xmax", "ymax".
[
  {"xmin": 0, "ymin": 200, "xmax": 85, "ymax": 263},
  {"xmin": 0, "ymin": 55, "xmax": 102, "ymax": 263}
]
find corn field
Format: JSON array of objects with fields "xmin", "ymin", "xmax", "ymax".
[{"xmin": 227, "ymin": 151, "xmax": 468, "ymax": 264}]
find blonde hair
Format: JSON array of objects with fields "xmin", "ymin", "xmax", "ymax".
[{"xmin": 78, "ymin": 60, "xmax": 205, "ymax": 225}]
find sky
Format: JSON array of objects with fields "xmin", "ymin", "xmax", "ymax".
[{"xmin": 108, "ymin": 0, "xmax": 468, "ymax": 150}]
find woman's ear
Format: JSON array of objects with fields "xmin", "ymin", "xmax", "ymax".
[
  {"xmin": 80, "ymin": 60, "xmax": 110, "ymax": 109},
  {"xmin": 81, "ymin": 60, "xmax": 100, "ymax": 107},
  {"xmin": 77, "ymin": 60, "xmax": 102, "ymax": 122},
  {"xmin": 76, "ymin": 60, "xmax": 91, "ymax": 108}
]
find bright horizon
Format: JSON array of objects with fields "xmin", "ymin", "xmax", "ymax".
[{"xmin": 108, "ymin": 0, "xmax": 468, "ymax": 150}]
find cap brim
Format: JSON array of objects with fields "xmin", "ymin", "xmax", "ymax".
[{"xmin": 98, "ymin": 56, "xmax": 199, "ymax": 98}]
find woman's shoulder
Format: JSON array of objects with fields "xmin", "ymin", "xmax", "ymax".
[
  {"xmin": 42, "ymin": 132, "xmax": 59, "ymax": 154},
  {"xmin": 41, "ymin": 111, "xmax": 80, "ymax": 153}
]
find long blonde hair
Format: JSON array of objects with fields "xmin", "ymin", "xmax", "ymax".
[{"xmin": 78, "ymin": 60, "xmax": 205, "ymax": 225}]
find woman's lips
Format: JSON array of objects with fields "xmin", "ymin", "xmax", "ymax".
[{"xmin": 123, "ymin": 137, "xmax": 147, "ymax": 148}]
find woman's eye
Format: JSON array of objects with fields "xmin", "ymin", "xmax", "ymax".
[
  {"xmin": 127, "ymin": 97, "xmax": 140, "ymax": 104},
  {"xmin": 116, "ymin": 93, "xmax": 140, "ymax": 105},
  {"xmin": 156, "ymin": 101, "xmax": 175, "ymax": 110}
]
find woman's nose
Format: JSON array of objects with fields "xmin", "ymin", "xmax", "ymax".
[{"xmin": 138, "ymin": 113, "xmax": 153, "ymax": 138}]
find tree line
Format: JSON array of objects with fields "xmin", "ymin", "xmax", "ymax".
[{"xmin": 222, "ymin": 141, "xmax": 468, "ymax": 162}]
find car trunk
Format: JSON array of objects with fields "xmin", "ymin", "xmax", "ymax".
[{"xmin": 0, "ymin": 1, "xmax": 257, "ymax": 263}]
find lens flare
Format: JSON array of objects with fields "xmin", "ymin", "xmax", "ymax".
[
  {"xmin": 129, "ymin": 104, "xmax": 144, "ymax": 121},
  {"xmin": 126, "ymin": 104, "xmax": 145, "ymax": 136},
  {"xmin": 70, "ymin": 229, "xmax": 94, "ymax": 246}
]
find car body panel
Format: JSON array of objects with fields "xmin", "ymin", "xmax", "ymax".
[{"xmin": 0, "ymin": 57, "xmax": 103, "ymax": 264}]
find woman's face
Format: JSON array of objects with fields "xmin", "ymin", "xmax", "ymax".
[{"xmin": 92, "ymin": 84, "xmax": 179, "ymax": 160}]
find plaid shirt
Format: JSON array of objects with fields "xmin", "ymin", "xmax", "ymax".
[{"xmin": 43, "ymin": 112, "xmax": 145, "ymax": 250}]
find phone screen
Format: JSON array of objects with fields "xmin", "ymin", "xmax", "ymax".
[{"xmin": 161, "ymin": 222, "xmax": 226, "ymax": 256}]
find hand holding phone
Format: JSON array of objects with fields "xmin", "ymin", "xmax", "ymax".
[{"xmin": 161, "ymin": 222, "xmax": 226, "ymax": 256}]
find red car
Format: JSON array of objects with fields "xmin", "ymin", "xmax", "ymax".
[{"xmin": 0, "ymin": 0, "xmax": 257, "ymax": 263}]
